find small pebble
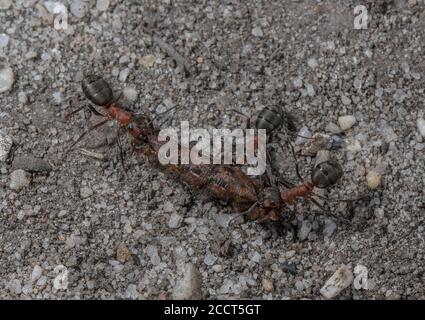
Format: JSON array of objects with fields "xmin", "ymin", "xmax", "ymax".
[
  {"xmin": 251, "ymin": 26, "xmax": 263, "ymax": 37},
  {"xmin": 31, "ymin": 265, "xmax": 43, "ymax": 283},
  {"xmin": 116, "ymin": 244, "xmax": 131, "ymax": 263},
  {"xmin": 298, "ymin": 220, "xmax": 312, "ymax": 241},
  {"xmin": 10, "ymin": 169, "xmax": 30, "ymax": 191},
  {"xmin": 172, "ymin": 263, "xmax": 202, "ymax": 300},
  {"xmin": 295, "ymin": 280, "xmax": 305, "ymax": 291},
  {"xmin": 305, "ymin": 83, "xmax": 315, "ymax": 97},
  {"xmin": 374, "ymin": 208, "xmax": 384, "ymax": 219},
  {"xmin": 168, "ymin": 213, "xmax": 183, "ymax": 229},
  {"xmin": 323, "ymin": 219, "xmax": 337, "ymax": 237},
  {"xmin": 320, "ymin": 265, "xmax": 353, "ymax": 299},
  {"xmin": 353, "ymin": 265, "xmax": 368, "ymax": 290},
  {"xmin": 8, "ymin": 279, "xmax": 21, "ymax": 295},
  {"xmin": 0, "ymin": 66, "xmax": 14, "ymax": 93},
  {"xmin": 315, "ymin": 150, "xmax": 330, "ymax": 166},
  {"xmin": 119, "ymin": 68, "xmax": 129, "ymax": 82},
  {"xmin": 341, "ymin": 95, "xmax": 351, "ymax": 106},
  {"xmin": 0, "ymin": 0, "xmax": 11, "ymax": 10},
  {"xmin": 292, "ymin": 77, "xmax": 303, "ymax": 88},
  {"xmin": 366, "ymin": 171, "xmax": 381, "ymax": 189},
  {"xmin": 70, "ymin": 0, "xmax": 86, "ymax": 18},
  {"xmin": 0, "ymin": 33, "xmax": 9, "ymax": 47},
  {"xmin": 417, "ymin": 118, "xmax": 425, "ymax": 137},
  {"xmin": 325, "ymin": 122, "xmax": 342, "ymax": 134},
  {"xmin": 307, "ymin": 57, "xmax": 318, "ymax": 69},
  {"xmin": 204, "ymin": 254, "xmax": 218, "ymax": 266},
  {"xmin": 393, "ymin": 89, "xmax": 406, "ymax": 103},
  {"xmin": 140, "ymin": 54, "xmax": 156, "ymax": 68},
  {"xmin": 212, "ymin": 264, "xmax": 223, "ymax": 273},
  {"xmin": 262, "ymin": 279, "xmax": 274, "ymax": 293},
  {"xmin": 123, "ymin": 87, "xmax": 138, "ymax": 102},
  {"xmin": 80, "ymin": 186, "xmax": 94, "ymax": 198},
  {"xmin": 0, "ymin": 130, "xmax": 13, "ymax": 162},
  {"xmin": 96, "ymin": 0, "xmax": 110, "ymax": 11},
  {"xmin": 125, "ymin": 284, "xmax": 138, "ymax": 299},
  {"xmin": 52, "ymin": 91, "xmax": 62, "ymax": 104},
  {"xmin": 282, "ymin": 262, "xmax": 297, "ymax": 275},
  {"xmin": 330, "ymin": 134, "xmax": 344, "ymax": 149},
  {"xmin": 338, "ymin": 115, "xmax": 356, "ymax": 130},
  {"xmin": 53, "ymin": 265, "xmax": 69, "ymax": 291},
  {"xmin": 346, "ymin": 138, "xmax": 362, "ymax": 153},
  {"xmin": 294, "ymin": 126, "xmax": 311, "ymax": 145}
]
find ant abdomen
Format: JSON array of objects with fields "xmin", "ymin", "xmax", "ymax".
[
  {"xmin": 255, "ymin": 105, "xmax": 296, "ymax": 134},
  {"xmin": 82, "ymin": 74, "xmax": 113, "ymax": 106},
  {"xmin": 311, "ymin": 159, "xmax": 343, "ymax": 188}
]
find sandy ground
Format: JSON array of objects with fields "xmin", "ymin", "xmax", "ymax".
[{"xmin": 1, "ymin": 0, "xmax": 425, "ymax": 299}]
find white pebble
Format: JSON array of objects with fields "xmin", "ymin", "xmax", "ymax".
[
  {"xmin": 307, "ymin": 57, "xmax": 318, "ymax": 69},
  {"xmin": 417, "ymin": 118, "xmax": 425, "ymax": 137},
  {"xmin": 346, "ymin": 138, "xmax": 361, "ymax": 152},
  {"xmin": 305, "ymin": 83, "xmax": 315, "ymax": 97},
  {"xmin": 366, "ymin": 171, "xmax": 381, "ymax": 189},
  {"xmin": 168, "ymin": 213, "xmax": 183, "ymax": 229},
  {"xmin": 172, "ymin": 263, "xmax": 202, "ymax": 300},
  {"xmin": 0, "ymin": 33, "xmax": 9, "ymax": 47},
  {"xmin": 338, "ymin": 115, "xmax": 356, "ymax": 130},
  {"xmin": 123, "ymin": 86, "xmax": 138, "ymax": 102},
  {"xmin": 320, "ymin": 265, "xmax": 353, "ymax": 299},
  {"xmin": 96, "ymin": 0, "xmax": 109, "ymax": 11},
  {"xmin": 119, "ymin": 68, "xmax": 129, "ymax": 82},
  {"xmin": 294, "ymin": 126, "xmax": 311, "ymax": 145},
  {"xmin": 10, "ymin": 169, "xmax": 30, "ymax": 191},
  {"xmin": 70, "ymin": 0, "xmax": 86, "ymax": 18},
  {"xmin": 353, "ymin": 265, "xmax": 368, "ymax": 290},
  {"xmin": 31, "ymin": 265, "xmax": 43, "ymax": 283},
  {"xmin": 53, "ymin": 265, "xmax": 69, "ymax": 291},
  {"xmin": 325, "ymin": 122, "xmax": 342, "ymax": 134},
  {"xmin": 204, "ymin": 254, "xmax": 218, "ymax": 266},
  {"xmin": 292, "ymin": 77, "xmax": 303, "ymax": 88},
  {"xmin": 251, "ymin": 26, "xmax": 263, "ymax": 37},
  {"xmin": 52, "ymin": 91, "xmax": 62, "ymax": 104},
  {"xmin": 0, "ymin": 66, "xmax": 14, "ymax": 93},
  {"xmin": 0, "ymin": 0, "xmax": 11, "ymax": 10}
]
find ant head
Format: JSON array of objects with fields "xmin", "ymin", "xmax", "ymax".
[
  {"xmin": 311, "ymin": 159, "xmax": 343, "ymax": 188},
  {"xmin": 82, "ymin": 74, "xmax": 113, "ymax": 106}
]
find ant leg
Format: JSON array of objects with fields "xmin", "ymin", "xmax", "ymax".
[
  {"xmin": 65, "ymin": 104, "xmax": 106, "ymax": 120},
  {"xmin": 88, "ymin": 104, "xmax": 106, "ymax": 117},
  {"xmin": 276, "ymin": 133, "xmax": 304, "ymax": 183},
  {"xmin": 116, "ymin": 127, "xmax": 128, "ymax": 178},
  {"xmin": 68, "ymin": 119, "xmax": 109, "ymax": 150},
  {"xmin": 65, "ymin": 105, "xmax": 86, "ymax": 120},
  {"xmin": 229, "ymin": 109, "xmax": 251, "ymax": 128},
  {"xmin": 149, "ymin": 104, "xmax": 181, "ymax": 127},
  {"xmin": 310, "ymin": 191, "xmax": 370, "ymax": 203}
]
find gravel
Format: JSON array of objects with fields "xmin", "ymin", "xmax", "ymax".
[
  {"xmin": 0, "ymin": 65, "xmax": 14, "ymax": 93},
  {"xmin": 12, "ymin": 156, "xmax": 52, "ymax": 173},
  {"xmin": 320, "ymin": 266, "xmax": 354, "ymax": 299},
  {"xmin": 172, "ymin": 263, "xmax": 202, "ymax": 300},
  {"xmin": 0, "ymin": 0, "xmax": 424, "ymax": 300},
  {"xmin": 9, "ymin": 169, "xmax": 30, "ymax": 191},
  {"xmin": 0, "ymin": 129, "xmax": 12, "ymax": 162}
]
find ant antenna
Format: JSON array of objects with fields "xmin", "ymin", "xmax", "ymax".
[{"xmin": 148, "ymin": 104, "xmax": 181, "ymax": 128}]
